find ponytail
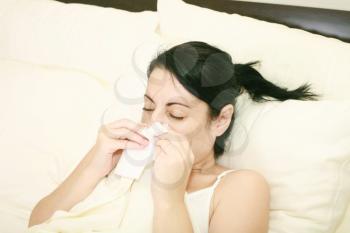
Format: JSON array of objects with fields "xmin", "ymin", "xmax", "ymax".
[
  {"xmin": 147, "ymin": 41, "xmax": 321, "ymax": 159},
  {"xmin": 234, "ymin": 61, "xmax": 320, "ymax": 102}
]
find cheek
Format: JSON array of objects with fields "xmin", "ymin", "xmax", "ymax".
[
  {"xmin": 170, "ymin": 115, "xmax": 203, "ymax": 138},
  {"xmin": 180, "ymin": 118, "xmax": 214, "ymax": 157},
  {"xmin": 170, "ymin": 110, "xmax": 211, "ymax": 143},
  {"xmin": 189, "ymin": 127, "xmax": 215, "ymax": 159}
]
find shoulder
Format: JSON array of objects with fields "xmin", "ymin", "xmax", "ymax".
[
  {"xmin": 216, "ymin": 169, "xmax": 270, "ymax": 202},
  {"xmin": 209, "ymin": 169, "xmax": 270, "ymax": 233},
  {"xmin": 222, "ymin": 169, "xmax": 269, "ymax": 190}
]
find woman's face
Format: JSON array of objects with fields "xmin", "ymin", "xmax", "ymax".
[{"xmin": 141, "ymin": 67, "xmax": 216, "ymax": 162}]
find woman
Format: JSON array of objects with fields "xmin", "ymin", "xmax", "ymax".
[{"xmin": 28, "ymin": 41, "xmax": 319, "ymax": 233}]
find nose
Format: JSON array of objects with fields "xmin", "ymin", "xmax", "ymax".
[{"xmin": 150, "ymin": 108, "xmax": 168, "ymax": 126}]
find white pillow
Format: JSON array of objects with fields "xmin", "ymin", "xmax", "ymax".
[
  {"xmin": 335, "ymin": 204, "xmax": 350, "ymax": 233},
  {"xmin": 0, "ymin": 59, "xmax": 116, "ymax": 233},
  {"xmin": 216, "ymin": 93, "xmax": 350, "ymax": 233},
  {"xmin": 0, "ymin": 0, "xmax": 160, "ymax": 85},
  {"xmin": 157, "ymin": 0, "xmax": 350, "ymax": 101}
]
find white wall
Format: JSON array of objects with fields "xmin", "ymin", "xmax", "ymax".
[{"xmin": 236, "ymin": 0, "xmax": 350, "ymax": 11}]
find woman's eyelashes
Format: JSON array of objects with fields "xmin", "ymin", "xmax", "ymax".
[{"xmin": 142, "ymin": 107, "xmax": 185, "ymax": 120}]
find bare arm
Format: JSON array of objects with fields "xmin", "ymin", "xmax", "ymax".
[
  {"xmin": 28, "ymin": 148, "xmax": 102, "ymax": 227},
  {"xmin": 28, "ymin": 119, "xmax": 149, "ymax": 228},
  {"xmin": 209, "ymin": 170, "xmax": 270, "ymax": 233},
  {"xmin": 153, "ymin": 199, "xmax": 194, "ymax": 233}
]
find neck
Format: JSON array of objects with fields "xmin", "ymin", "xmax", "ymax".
[{"xmin": 191, "ymin": 151, "xmax": 216, "ymax": 174}]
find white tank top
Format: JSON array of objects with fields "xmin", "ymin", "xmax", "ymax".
[{"xmin": 184, "ymin": 169, "xmax": 237, "ymax": 233}]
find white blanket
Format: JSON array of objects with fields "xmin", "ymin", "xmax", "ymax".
[{"xmin": 27, "ymin": 168, "xmax": 155, "ymax": 233}]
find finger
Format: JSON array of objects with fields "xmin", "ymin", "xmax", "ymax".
[
  {"xmin": 102, "ymin": 126, "xmax": 149, "ymax": 146},
  {"xmin": 156, "ymin": 140, "xmax": 191, "ymax": 179},
  {"xmin": 157, "ymin": 138, "xmax": 193, "ymax": 166},
  {"xmin": 107, "ymin": 138, "xmax": 146, "ymax": 153},
  {"xmin": 155, "ymin": 129, "xmax": 192, "ymax": 163},
  {"xmin": 100, "ymin": 119, "xmax": 146, "ymax": 139},
  {"xmin": 157, "ymin": 132, "xmax": 188, "ymax": 155},
  {"xmin": 111, "ymin": 152, "xmax": 122, "ymax": 168},
  {"xmin": 156, "ymin": 139, "xmax": 182, "ymax": 159},
  {"xmin": 106, "ymin": 119, "xmax": 147, "ymax": 132},
  {"xmin": 156, "ymin": 131, "xmax": 186, "ymax": 144},
  {"xmin": 153, "ymin": 144, "xmax": 164, "ymax": 161}
]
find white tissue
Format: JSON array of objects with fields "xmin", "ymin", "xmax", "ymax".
[{"xmin": 113, "ymin": 122, "xmax": 168, "ymax": 180}]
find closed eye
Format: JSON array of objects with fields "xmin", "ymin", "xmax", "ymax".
[{"xmin": 142, "ymin": 107, "xmax": 184, "ymax": 120}]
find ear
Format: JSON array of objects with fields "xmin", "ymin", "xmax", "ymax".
[{"xmin": 211, "ymin": 104, "xmax": 234, "ymax": 137}]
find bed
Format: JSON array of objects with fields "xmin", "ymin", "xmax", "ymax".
[
  {"xmin": 57, "ymin": 0, "xmax": 350, "ymax": 42},
  {"xmin": 0, "ymin": 0, "xmax": 349, "ymax": 233}
]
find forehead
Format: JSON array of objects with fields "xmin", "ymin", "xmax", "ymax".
[{"xmin": 146, "ymin": 67, "xmax": 199, "ymax": 105}]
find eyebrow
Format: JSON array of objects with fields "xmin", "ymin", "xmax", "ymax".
[{"xmin": 144, "ymin": 94, "xmax": 191, "ymax": 108}]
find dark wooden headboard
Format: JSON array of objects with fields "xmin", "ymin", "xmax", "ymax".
[{"xmin": 57, "ymin": 0, "xmax": 350, "ymax": 43}]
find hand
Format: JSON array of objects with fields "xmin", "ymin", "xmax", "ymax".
[
  {"xmin": 151, "ymin": 128, "xmax": 195, "ymax": 204},
  {"xmin": 83, "ymin": 119, "xmax": 149, "ymax": 180}
]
